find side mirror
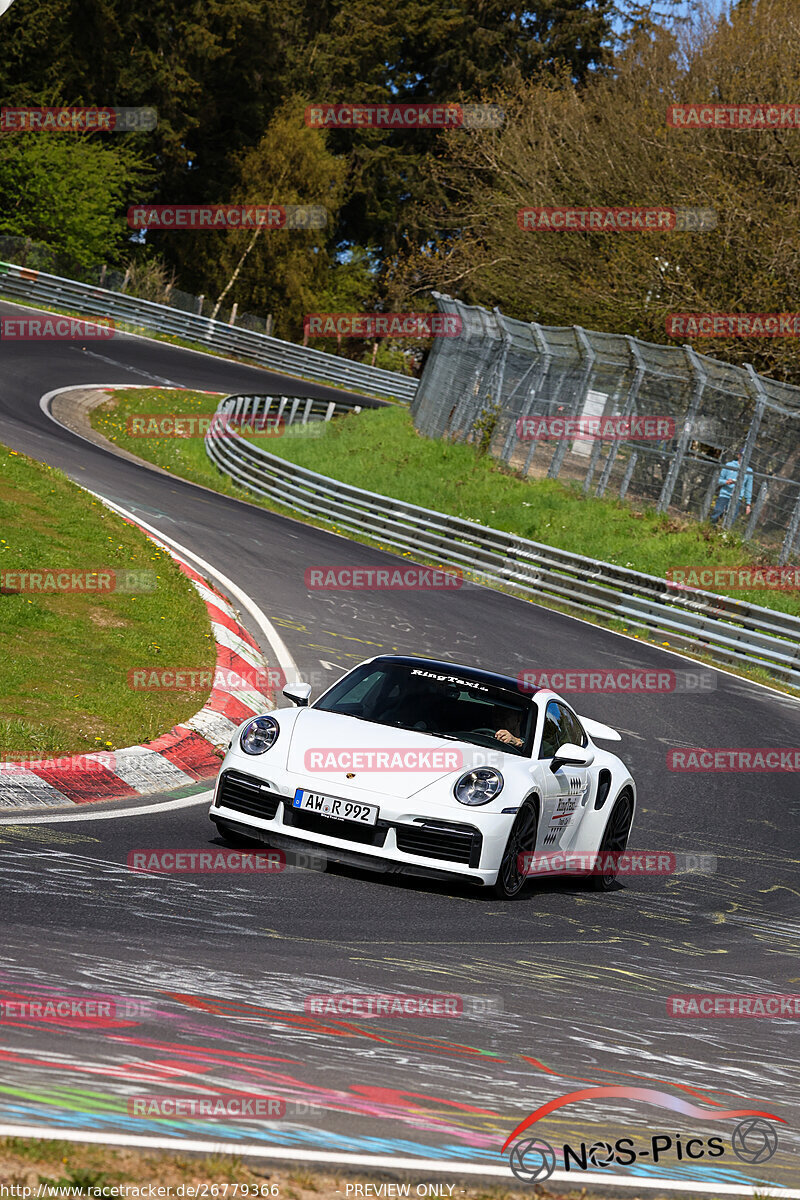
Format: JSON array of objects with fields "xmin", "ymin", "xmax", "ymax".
[
  {"xmin": 552, "ymin": 742, "xmax": 595, "ymax": 770},
  {"xmin": 283, "ymin": 682, "xmax": 312, "ymax": 707}
]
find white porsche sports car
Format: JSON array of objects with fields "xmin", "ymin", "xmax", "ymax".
[{"xmin": 209, "ymin": 655, "xmax": 636, "ymax": 899}]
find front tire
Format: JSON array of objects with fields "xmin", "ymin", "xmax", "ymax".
[
  {"xmin": 493, "ymin": 801, "xmax": 538, "ymax": 899},
  {"xmin": 588, "ymin": 788, "xmax": 634, "ymax": 891}
]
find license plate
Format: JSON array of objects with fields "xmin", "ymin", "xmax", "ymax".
[{"xmin": 293, "ymin": 789, "xmax": 378, "ymax": 826}]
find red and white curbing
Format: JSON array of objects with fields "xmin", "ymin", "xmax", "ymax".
[{"xmin": 0, "ymin": 556, "xmax": 276, "ymax": 810}]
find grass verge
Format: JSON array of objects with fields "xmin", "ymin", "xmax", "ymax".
[
  {"xmin": 0, "ymin": 444, "xmax": 215, "ymax": 759},
  {"xmin": 91, "ymin": 391, "xmax": 800, "ymax": 619},
  {"xmin": 0, "ymin": 1136, "xmax": 722, "ymax": 1200}
]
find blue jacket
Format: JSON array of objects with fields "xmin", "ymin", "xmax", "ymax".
[{"xmin": 718, "ymin": 459, "xmax": 753, "ymax": 505}]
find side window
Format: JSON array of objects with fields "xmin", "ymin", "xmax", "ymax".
[
  {"xmin": 562, "ymin": 706, "xmax": 587, "ymax": 748},
  {"xmin": 539, "ymin": 700, "xmax": 566, "ymax": 759}
]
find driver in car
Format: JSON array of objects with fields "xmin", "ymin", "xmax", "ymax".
[{"xmin": 495, "ymin": 709, "xmax": 524, "ymax": 748}]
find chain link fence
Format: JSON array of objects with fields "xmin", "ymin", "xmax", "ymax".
[{"xmin": 412, "ymin": 293, "xmax": 800, "ymax": 564}]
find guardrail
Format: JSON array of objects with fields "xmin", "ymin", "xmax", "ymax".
[
  {"xmin": 216, "ymin": 391, "xmax": 372, "ymax": 428},
  {"xmin": 0, "ymin": 260, "xmax": 418, "ymax": 402},
  {"xmin": 206, "ymin": 394, "xmax": 800, "ymax": 688}
]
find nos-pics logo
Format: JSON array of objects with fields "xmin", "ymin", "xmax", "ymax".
[{"xmin": 503, "ymin": 1086, "xmax": 783, "ymax": 1183}]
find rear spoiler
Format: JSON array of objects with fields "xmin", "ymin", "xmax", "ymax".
[{"xmin": 579, "ymin": 715, "xmax": 622, "ymax": 742}]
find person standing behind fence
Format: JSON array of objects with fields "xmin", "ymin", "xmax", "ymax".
[{"xmin": 710, "ymin": 448, "xmax": 753, "ymax": 525}]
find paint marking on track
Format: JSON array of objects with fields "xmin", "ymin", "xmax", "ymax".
[
  {"xmin": 0, "ymin": 792, "xmax": 212, "ymax": 825},
  {"xmin": 0, "ymin": 1126, "xmax": 794, "ymax": 1199}
]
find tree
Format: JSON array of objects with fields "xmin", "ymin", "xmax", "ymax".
[
  {"xmin": 152, "ymin": 99, "xmax": 348, "ymax": 339},
  {"xmin": 0, "ymin": 134, "xmax": 143, "ymax": 269},
  {"xmin": 389, "ymin": 0, "xmax": 800, "ymax": 382}
]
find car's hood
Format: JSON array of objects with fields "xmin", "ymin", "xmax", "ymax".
[{"xmin": 285, "ymin": 709, "xmax": 492, "ymax": 799}]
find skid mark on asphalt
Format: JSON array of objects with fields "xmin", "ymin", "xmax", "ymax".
[
  {"xmin": 0, "ymin": 826, "xmax": 100, "ymax": 845},
  {"xmin": 0, "ymin": 951, "xmax": 796, "ymax": 1187}
]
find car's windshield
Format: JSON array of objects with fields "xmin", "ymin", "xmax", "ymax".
[{"xmin": 314, "ymin": 661, "xmax": 536, "ymax": 755}]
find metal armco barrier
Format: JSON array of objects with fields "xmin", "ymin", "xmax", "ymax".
[
  {"xmin": 206, "ymin": 394, "xmax": 800, "ymax": 688},
  {"xmin": 0, "ymin": 261, "xmax": 417, "ymax": 402},
  {"xmin": 216, "ymin": 391, "xmax": 369, "ymax": 427}
]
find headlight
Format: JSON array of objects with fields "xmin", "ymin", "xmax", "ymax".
[
  {"xmin": 240, "ymin": 716, "xmax": 279, "ymax": 755},
  {"xmin": 454, "ymin": 768, "xmax": 504, "ymax": 805}
]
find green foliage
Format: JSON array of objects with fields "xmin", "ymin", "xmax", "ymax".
[
  {"xmin": 393, "ymin": 0, "xmax": 800, "ymax": 384},
  {"xmin": 94, "ymin": 390, "xmax": 800, "ymax": 621},
  {"xmin": 471, "ymin": 401, "xmax": 502, "ymax": 456},
  {"xmin": 0, "ymin": 0, "xmax": 617, "ymax": 301},
  {"xmin": 0, "ymin": 136, "xmax": 144, "ymax": 268}
]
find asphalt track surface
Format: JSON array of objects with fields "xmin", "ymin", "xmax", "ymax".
[{"xmin": 0, "ymin": 299, "xmax": 798, "ymax": 1193}]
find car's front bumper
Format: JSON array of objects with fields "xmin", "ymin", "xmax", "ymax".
[{"xmin": 209, "ymin": 766, "xmax": 517, "ymax": 886}]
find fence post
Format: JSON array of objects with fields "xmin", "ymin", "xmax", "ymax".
[
  {"xmin": 449, "ymin": 303, "xmax": 501, "ymax": 442},
  {"xmin": 779, "ymin": 487, "xmax": 800, "ymax": 565},
  {"xmin": 518, "ymin": 323, "xmax": 554, "ymax": 475},
  {"xmin": 657, "ymin": 344, "xmax": 706, "ymax": 513},
  {"xmin": 745, "ymin": 480, "xmax": 769, "ymax": 541},
  {"xmin": 700, "ymin": 472, "xmax": 719, "ymax": 521},
  {"xmin": 499, "ymin": 354, "xmax": 541, "ymax": 464},
  {"xmin": 620, "ymin": 452, "xmax": 638, "ymax": 499},
  {"xmin": 230, "ymin": 302, "xmax": 238, "ymax": 326},
  {"xmin": 547, "ymin": 326, "xmax": 595, "ymax": 479},
  {"xmin": 723, "ymin": 364, "xmax": 766, "ymax": 533},
  {"xmin": 486, "ymin": 307, "xmax": 513, "ymax": 453},
  {"xmin": 596, "ymin": 337, "xmax": 645, "ymax": 498}
]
